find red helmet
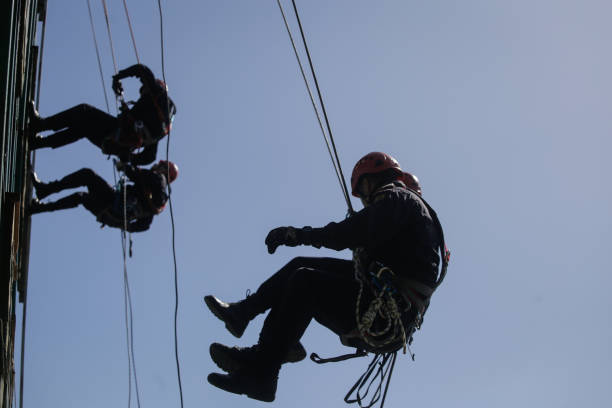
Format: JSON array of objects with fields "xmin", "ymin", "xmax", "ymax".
[
  {"xmin": 402, "ymin": 172, "xmax": 422, "ymax": 196},
  {"xmin": 156, "ymin": 79, "xmax": 168, "ymax": 91},
  {"xmin": 155, "ymin": 160, "xmax": 179, "ymax": 183},
  {"xmin": 350, "ymin": 152, "xmax": 403, "ymax": 197}
]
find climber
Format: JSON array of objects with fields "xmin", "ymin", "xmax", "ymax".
[
  {"xmin": 204, "ymin": 152, "xmax": 446, "ymax": 402},
  {"xmin": 29, "ymin": 64, "xmax": 176, "ymax": 165},
  {"xmin": 29, "ymin": 160, "xmax": 178, "ymax": 232}
]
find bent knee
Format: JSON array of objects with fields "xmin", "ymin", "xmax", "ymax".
[
  {"xmin": 74, "ymin": 168, "xmax": 97, "ymax": 178},
  {"xmin": 287, "ymin": 256, "xmax": 312, "ymax": 269}
]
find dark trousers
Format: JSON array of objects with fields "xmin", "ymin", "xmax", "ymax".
[
  {"xmin": 37, "ymin": 104, "xmax": 118, "ymax": 149},
  {"xmin": 243, "ymin": 257, "xmax": 369, "ymax": 370},
  {"xmin": 38, "ymin": 168, "xmax": 115, "ymax": 216}
]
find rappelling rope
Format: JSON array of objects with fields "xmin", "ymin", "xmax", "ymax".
[
  {"xmin": 100, "ymin": 0, "xmax": 119, "ymax": 75},
  {"xmin": 86, "ymin": 0, "xmax": 111, "ymax": 112},
  {"xmin": 275, "ymin": 0, "xmax": 354, "ymax": 214},
  {"xmin": 121, "ymin": 175, "xmax": 141, "ymax": 408},
  {"xmin": 156, "ymin": 1, "xmax": 185, "ymax": 407},
  {"xmin": 275, "ymin": 5, "xmax": 415, "ymax": 408},
  {"xmin": 121, "ymin": 0, "xmax": 140, "ymax": 64},
  {"xmin": 96, "ymin": 2, "xmax": 142, "ymax": 406},
  {"xmin": 289, "ymin": 0, "xmax": 353, "ymax": 212},
  {"xmin": 344, "ymin": 351, "xmax": 397, "ymax": 408}
]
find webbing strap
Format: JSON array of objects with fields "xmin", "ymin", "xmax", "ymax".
[
  {"xmin": 310, "ymin": 349, "xmax": 368, "ymax": 364},
  {"xmin": 344, "ymin": 352, "xmax": 397, "ymax": 408}
]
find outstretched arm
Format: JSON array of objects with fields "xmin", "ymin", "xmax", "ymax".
[
  {"xmin": 113, "ymin": 64, "xmax": 157, "ymax": 91},
  {"xmin": 265, "ymin": 209, "xmax": 370, "ymax": 254}
]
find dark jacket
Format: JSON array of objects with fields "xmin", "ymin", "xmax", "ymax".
[
  {"xmin": 98, "ymin": 166, "xmax": 168, "ymax": 232},
  {"xmin": 114, "ymin": 64, "xmax": 176, "ymax": 165},
  {"xmin": 308, "ymin": 184, "xmax": 443, "ymax": 287}
]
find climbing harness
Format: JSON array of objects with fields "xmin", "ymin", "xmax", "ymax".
[
  {"xmin": 313, "ymin": 196, "xmax": 450, "ymax": 408},
  {"xmin": 351, "ymin": 257, "xmax": 410, "ymax": 353}
]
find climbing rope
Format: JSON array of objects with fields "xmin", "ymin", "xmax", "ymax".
[
  {"xmin": 92, "ymin": 2, "xmax": 142, "ymax": 406},
  {"xmin": 275, "ymin": 0, "xmax": 354, "ymax": 214},
  {"xmin": 86, "ymin": 0, "xmax": 111, "ymax": 112},
  {"xmin": 353, "ymin": 269, "xmax": 407, "ymax": 353},
  {"xmin": 100, "ymin": 0, "xmax": 119, "ymax": 75},
  {"xmin": 121, "ymin": 0, "xmax": 140, "ymax": 64},
  {"xmin": 121, "ymin": 175, "xmax": 141, "ymax": 408},
  {"xmin": 275, "ymin": 4, "xmax": 425, "ymax": 408},
  {"xmin": 156, "ymin": 1, "xmax": 185, "ymax": 407},
  {"xmin": 344, "ymin": 351, "xmax": 397, "ymax": 408}
]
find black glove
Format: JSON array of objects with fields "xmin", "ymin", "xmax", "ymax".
[
  {"xmin": 112, "ymin": 77, "xmax": 124, "ymax": 96},
  {"xmin": 265, "ymin": 227, "xmax": 302, "ymax": 254}
]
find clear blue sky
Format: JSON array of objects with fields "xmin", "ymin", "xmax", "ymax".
[{"xmin": 20, "ymin": 1, "xmax": 612, "ymax": 407}]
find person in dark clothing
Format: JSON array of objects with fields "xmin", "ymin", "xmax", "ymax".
[
  {"xmin": 29, "ymin": 64, "xmax": 176, "ymax": 166},
  {"xmin": 204, "ymin": 152, "xmax": 448, "ymax": 403},
  {"xmin": 29, "ymin": 160, "xmax": 178, "ymax": 232}
]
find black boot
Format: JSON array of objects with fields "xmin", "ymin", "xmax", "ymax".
[
  {"xmin": 28, "ymin": 101, "xmax": 43, "ymax": 132},
  {"xmin": 27, "ymin": 198, "xmax": 44, "ymax": 215},
  {"xmin": 27, "ymin": 193, "xmax": 82, "ymax": 215},
  {"xmin": 210, "ymin": 342, "xmax": 306, "ymax": 374},
  {"xmin": 207, "ymin": 369, "xmax": 278, "ymax": 402},
  {"xmin": 31, "ymin": 174, "xmax": 61, "ymax": 200},
  {"xmin": 204, "ymin": 295, "xmax": 250, "ymax": 338}
]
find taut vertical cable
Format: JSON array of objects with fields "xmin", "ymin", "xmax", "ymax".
[
  {"xmin": 121, "ymin": 0, "xmax": 141, "ymax": 64},
  {"xmin": 156, "ymin": 1, "xmax": 185, "ymax": 407},
  {"xmin": 276, "ymin": 0, "xmax": 354, "ymax": 214},
  {"xmin": 100, "ymin": 0, "xmax": 118, "ymax": 74},
  {"xmin": 290, "ymin": 0, "xmax": 353, "ymax": 213},
  {"xmin": 86, "ymin": 0, "xmax": 111, "ymax": 112}
]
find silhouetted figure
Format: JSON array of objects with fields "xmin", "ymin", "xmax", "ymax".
[{"xmin": 30, "ymin": 64, "xmax": 176, "ymax": 165}]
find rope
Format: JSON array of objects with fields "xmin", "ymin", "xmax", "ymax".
[
  {"xmin": 121, "ymin": 0, "xmax": 140, "ymax": 64},
  {"xmin": 283, "ymin": 0, "xmax": 354, "ymax": 214},
  {"xmin": 95, "ymin": 1, "xmax": 140, "ymax": 403},
  {"xmin": 100, "ymin": 0, "xmax": 118, "ymax": 74},
  {"xmin": 121, "ymin": 176, "xmax": 142, "ymax": 408},
  {"xmin": 344, "ymin": 352, "xmax": 397, "ymax": 408},
  {"xmin": 275, "ymin": 0, "xmax": 348, "ymax": 211},
  {"xmin": 97, "ymin": 0, "xmax": 143, "ymax": 402},
  {"xmin": 352, "ymin": 250, "xmax": 407, "ymax": 352},
  {"xmin": 156, "ymin": 1, "xmax": 185, "ymax": 407},
  {"xmin": 86, "ymin": 0, "xmax": 111, "ymax": 112}
]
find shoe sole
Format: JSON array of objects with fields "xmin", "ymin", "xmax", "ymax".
[
  {"xmin": 203, "ymin": 296, "xmax": 244, "ymax": 338},
  {"xmin": 207, "ymin": 373, "xmax": 275, "ymax": 402}
]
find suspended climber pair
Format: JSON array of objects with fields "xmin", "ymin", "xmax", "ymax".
[
  {"xmin": 204, "ymin": 152, "xmax": 449, "ymax": 403},
  {"xmin": 28, "ymin": 64, "xmax": 179, "ymax": 232}
]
